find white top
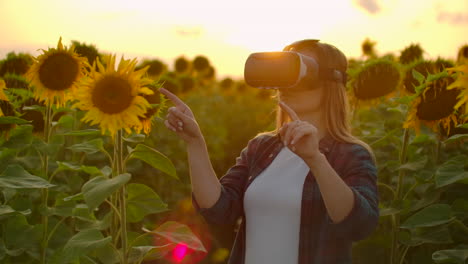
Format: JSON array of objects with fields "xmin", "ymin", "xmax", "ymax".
[{"xmin": 243, "ymin": 147, "xmax": 310, "ymax": 264}]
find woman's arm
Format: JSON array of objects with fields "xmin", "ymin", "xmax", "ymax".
[
  {"xmin": 186, "ymin": 137, "xmax": 222, "ymax": 209},
  {"xmin": 304, "ymin": 153, "xmax": 355, "ymax": 223},
  {"xmin": 309, "ymin": 145, "xmax": 379, "ymax": 241},
  {"xmin": 160, "ymin": 88, "xmax": 221, "ymax": 209}
]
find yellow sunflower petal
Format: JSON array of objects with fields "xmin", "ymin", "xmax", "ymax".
[
  {"xmin": 139, "ymin": 87, "xmax": 154, "ymax": 96},
  {"xmin": 0, "ymin": 80, "xmax": 8, "ymax": 101}
]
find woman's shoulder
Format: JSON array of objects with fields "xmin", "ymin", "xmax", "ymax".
[{"xmin": 332, "ymin": 139, "xmax": 374, "ymax": 162}]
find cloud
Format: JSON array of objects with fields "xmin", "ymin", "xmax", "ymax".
[
  {"xmin": 437, "ymin": 11, "xmax": 468, "ymax": 25},
  {"xmin": 354, "ymin": 0, "xmax": 381, "ymax": 14}
]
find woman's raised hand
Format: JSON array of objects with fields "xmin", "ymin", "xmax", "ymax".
[
  {"xmin": 160, "ymin": 88, "xmax": 203, "ymax": 144},
  {"xmin": 278, "ymin": 101, "xmax": 322, "ymax": 162}
]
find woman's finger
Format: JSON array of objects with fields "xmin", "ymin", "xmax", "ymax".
[
  {"xmin": 164, "ymin": 120, "xmax": 178, "ymax": 133},
  {"xmin": 160, "ymin": 88, "xmax": 187, "ymax": 108},
  {"xmin": 169, "ymin": 106, "xmax": 193, "ymax": 125},
  {"xmin": 281, "ymin": 123, "xmax": 292, "ymax": 145},
  {"xmin": 290, "ymin": 126, "xmax": 312, "ymax": 146},
  {"xmin": 166, "ymin": 108, "xmax": 184, "ymax": 130},
  {"xmin": 289, "ymin": 122, "xmax": 308, "ymax": 143},
  {"xmin": 279, "ymin": 101, "xmax": 300, "ymax": 121},
  {"xmin": 167, "ymin": 117, "xmax": 182, "ymax": 131},
  {"xmin": 284, "ymin": 120, "xmax": 302, "ymax": 145}
]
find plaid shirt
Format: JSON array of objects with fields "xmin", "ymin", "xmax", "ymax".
[{"xmin": 192, "ymin": 132, "xmax": 379, "ymax": 264}]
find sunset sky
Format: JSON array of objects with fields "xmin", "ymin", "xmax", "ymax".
[{"xmin": 1, "ymin": 0, "xmax": 467, "ymax": 78}]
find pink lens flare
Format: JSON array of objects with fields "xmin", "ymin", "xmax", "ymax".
[{"xmin": 173, "ymin": 243, "xmax": 188, "ymax": 262}]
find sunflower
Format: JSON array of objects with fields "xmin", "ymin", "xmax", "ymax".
[
  {"xmin": 0, "ymin": 79, "xmax": 8, "ymax": 116},
  {"xmin": 399, "ymin": 44, "xmax": 424, "ymax": 65},
  {"xmin": 403, "ymin": 60, "xmax": 438, "ymax": 94},
  {"xmin": 439, "ymin": 109, "xmax": 468, "ymax": 137},
  {"xmin": 26, "ymin": 37, "xmax": 88, "ymax": 107},
  {"xmin": 457, "ymin": 45, "xmax": 468, "ymax": 65},
  {"xmin": 404, "ymin": 71, "xmax": 460, "ymax": 134},
  {"xmin": 73, "ymin": 55, "xmax": 153, "ymax": 137},
  {"xmin": 348, "ymin": 58, "xmax": 402, "ymax": 106},
  {"xmin": 135, "ymin": 82, "xmax": 167, "ymax": 134},
  {"xmin": 0, "ymin": 79, "xmax": 16, "ymax": 134},
  {"xmin": 447, "ymin": 64, "xmax": 468, "ymax": 118}
]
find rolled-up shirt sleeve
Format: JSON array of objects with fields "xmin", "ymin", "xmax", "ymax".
[{"xmin": 328, "ymin": 144, "xmax": 379, "ymax": 241}]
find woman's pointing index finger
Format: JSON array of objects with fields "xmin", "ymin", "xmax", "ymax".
[
  {"xmin": 160, "ymin": 88, "xmax": 185, "ymax": 107},
  {"xmin": 279, "ymin": 101, "xmax": 300, "ymax": 121}
]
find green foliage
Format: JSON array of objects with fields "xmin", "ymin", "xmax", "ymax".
[
  {"xmin": 126, "ymin": 183, "xmax": 168, "ymax": 223},
  {"xmin": 71, "ymin": 40, "xmax": 100, "ymax": 65},
  {"xmin": 0, "ymin": 52, "xmax": 33, "ymax": 77},
  {"xmin": 0, "ymin": 165, "xmax": 54, "ymax": 189},
  {"xmin": 1, "ymin": 40, "xmax": 467, "ymax": 264},
  {"xmin": 82, "ymin": 173, "xmax": 131, "ymax": 211},
  {"xmin": 128, "ymin": 144, "xmax": 177, "ymax": 180}
]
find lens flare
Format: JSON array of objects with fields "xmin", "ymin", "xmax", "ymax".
[{"xmin": 173, "ymin": 243, "xmax": 188, "ymax": 262}]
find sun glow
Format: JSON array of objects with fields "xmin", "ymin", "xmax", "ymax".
[{"xmin": 1, "ymin": 0, "xmax": 467, "ymax": 78}]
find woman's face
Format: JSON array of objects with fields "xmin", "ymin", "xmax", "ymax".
[{"xmin": 278, "ymin": 48, "xmax": 323, "ymax": 116}]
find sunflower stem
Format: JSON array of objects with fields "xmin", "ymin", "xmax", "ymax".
[
  {"xmin": 41, "ymin": 101, "xmax": 53, "ymax": 264},
  {"xmin": 398, "ymin": 245, "xmax": 410, "ymax": 264},
  {"xmin": 117, "ymin": 129, "xmax": 128, "ymax": 263},
  {"xmin": 390, "ymin": 127, "xmax": 410, "ymax": 264},
  {"xmin": 435, "ymin": 135, "xmax": 442, "ymax": 165},
  {"xmin": 111, "ymin": 135, "xmax": 119, "ymax": 246}
]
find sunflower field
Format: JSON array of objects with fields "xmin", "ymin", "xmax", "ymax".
[{"xmin": 0, "ymin": 38, "xmax": 467, "ymax": 264}]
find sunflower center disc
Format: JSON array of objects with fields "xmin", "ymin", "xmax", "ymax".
[
  {"xmin": 92, "ymin": 76, "xmax": 133, "ymax": 114},
  {"xmin": 416, "ymin": 78, "xmax": 459, "ymax": 121},
  {"xmin": 38, "ymin": 52, "xmax": 79, "ymax": 91}
]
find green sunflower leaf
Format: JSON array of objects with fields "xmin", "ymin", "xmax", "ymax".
[
  {"xmin": 435, "ymin": 155, "xmax": 468, "ymax": 188},
  {"xmin": 399, "ymin": 225, "xmax": 453, "ymax": 246},
  {"xmin": 412, "ymin": 69, "xmax": 425, "ymax": 85},
  {"xmin": 128, "ymin": 144, "xmax": 178, "ymax": 180},
  {"xmin": 432, "ymin": 245, "xmax": 468, "ymax": 264},
  {"xmin": 82, "ymin": 173, "xmax": 131, "ymax": 211},
  {"xmin": 456, "ymin": 123, "xmax": 468, "ymax": 129},
  {"xmin": 123, "ymin": 134, "xmax": 146, "ymax": 143},
  {"xmin": 398, "ymin": 157, "xmax": 428, "ymax": 171},
  {"xmin": 68, "ymin": 138, "xmax": 105, "ymax": 155},
  {"xmin": 143, "ymin": 221, "xmax": 206, "ymax": 253},
  {"xmin": 401, "ymin": 204, "xmax": 455, "ymax": 229},
  {"xmin": 59, "ymin": 129, "xmax": 101, "ymax": 136},
  {"xmin": 444, "ymin": 134, "xmax": 468, "ymax": 144},
  {"xmin": 0, "ymin": 164, "xmax": 55, "ymax": 189},
  {"xmin": 126, "ymin": 183, "xmax": 168, "ymax": 223},
  {"xmin": 128, "ymin": 244, "xmax": 176, "ymax": 263},
  {"xmin": 59, "ymin": 229, "xmax": 112, "ymax": 263},
  {"xmin": 0, "ymin": 116, "xmax": 30, "ymax": 125}
]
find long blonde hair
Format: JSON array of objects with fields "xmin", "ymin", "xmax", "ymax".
[{"xmin": 273, "ymin": 41, "xmax": 375, "ymax": 159}]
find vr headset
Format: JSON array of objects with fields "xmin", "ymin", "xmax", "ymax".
[{"xmin": 244, "ymin": 39, "xmax": 345, "ymax": 89}]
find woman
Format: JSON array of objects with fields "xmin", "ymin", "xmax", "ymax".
[{"xmin": 160, "ymin": 39, "xmax": 379, "ymax": 264}]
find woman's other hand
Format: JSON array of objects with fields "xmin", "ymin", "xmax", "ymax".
[
  {"xmin": 160, "ymin": 88, "xmax": 203, "ymax": 144},
  {"xmin": 278, "ymin": 101, "xmax": 322, "ymax": 163}
]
